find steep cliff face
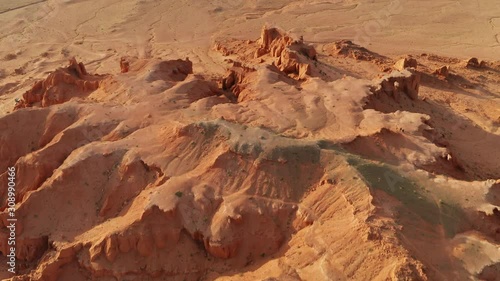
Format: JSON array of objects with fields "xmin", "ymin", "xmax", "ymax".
[{"xmin": 255, "ymin": 26, "xmax": 317, "ymax": 80}]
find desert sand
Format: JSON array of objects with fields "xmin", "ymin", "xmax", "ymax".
[{"xmin": 0, "ymin": 0, "xmax": 499, "ymax": 280}]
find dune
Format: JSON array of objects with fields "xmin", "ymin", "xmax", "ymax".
[{"xmin": 0, "ymin": 1, "xmax": 499, "ymax": 280}]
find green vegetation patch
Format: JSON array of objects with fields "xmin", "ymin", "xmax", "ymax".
[{"xmin": 349, "ymin": 158, "xmax": 464, "ymax": 237}]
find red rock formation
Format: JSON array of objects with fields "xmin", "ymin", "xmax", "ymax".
[
  {"xmin": 219, "ymin": 63, "xmax": 255, "ymax": 100},
  {"xmin": 394, "ymin": 57, "xmax": 418, "ymax": 70},
  {"xmin": 14, "ymin": 58, "xmax": 105, "ymax": 109},
  {"xmin": 465, "ymin": 57, "xmax": 480, "ymax": 68},
  {"xmin": 433, "ymin": 65, "xmax": 450, "ymax": 78},
  {"xmin": 464, "ymin": 57, "xmax": 488, "ymax": 68},
  {"xmin": 372, "ymin": 69, "xmax": 420, "ymax": 100},
  {"xmin": 324, "ymin": 40, "xmax": 384, "ymax": 62},
  {"xmin": 276, "ymin": 48, "xmax": 312, "ymax": 79},
  {"xmin": 478, "ymin": 263, "xmax": 500, "ymax": 281},
  {"xmin": 0, "ymin": 230, "xmax": 48, "ymax": 262},
  {"xmin": 214, "ymin": 42, "xmax": 234, "ymax": 56},
  {"xmin": 120, "ymin": 57, "xmax": 130, "ymax": 73},
  {"xmin": 255, "ymin": 26, "xmax": 316, "ymax": 80},
  {"xmin": 145, "ymin": 57, "xmax": 193, "ymax": 82},
  {"xmin": 203, "ymin": 239, "xmax": 239, "ymax": 259}
]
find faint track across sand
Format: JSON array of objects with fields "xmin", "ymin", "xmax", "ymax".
[
  {"xmin": 0, "ymin": 0, "xmax": 46, "ymax": 15},
  {"xmin": 489, "ymin": 17, "xmax": 500, "ymax": 44}
]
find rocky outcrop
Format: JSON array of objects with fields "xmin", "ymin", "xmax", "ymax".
[
  {"xmin": 203, "ymin": 239, "xmax": 239, "ymax": 259},
  {"xmin": 486, "ymin": 180, "xmax": 500, "ymax": 206},
  {"xmin": 219, "ymin": 63, "xmax": 255, "ymax": 99},
  {"xmin": 214, "ymin": 41, "xmax": 235, "ymax": 56},
  {"xmin": 3, "ymin": 22, "xmax": 498, "ymax": 281},
  {"xmin": 465, "ymin": 57, "xmax": 487, "ymax": 68},
  {"xmin": 372, "ymin": 69, "xmax": 420, "ymax": 100},
  {"xmin": 433, "ymin": 65, "xmax": 450, "ymax": 78},
  {"xmin": 256, "ymin": 27, "xmax": 316, "ymax": 59},
  {"xmin": 275, "ymin": 48, "xmax": 312, "ymax": 79},
  {"xmin": 478, "ymin": 262, "xmax": 500, "ymax": 281},
  {"xmin": 120, "ymin": 57, "xmax": 130, "ymax": 73},
  {"xmin": 394, "ymin": 57, "xmax": 418, "ymax": 70},
  {"xmin": 0, "ymin": 231, "xmax": 48, "ymax": 262},
  {"xmin": 324, "ymin": 40, "xmax": 384, "ymax": 62},
  {"xmin": 14, "ymin": 58, "xmax": 105, "ymax": 109},
  {"xmin": 255, "ymin": 26, "xmax": 316, "ymax": 80},
  {"xmin": 213, "ymin": 26, "xmax": 317, "ymax": 80},
  {"xmin": 144, "ymin": 58, "xmax": 193, "ymax": 82}
]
